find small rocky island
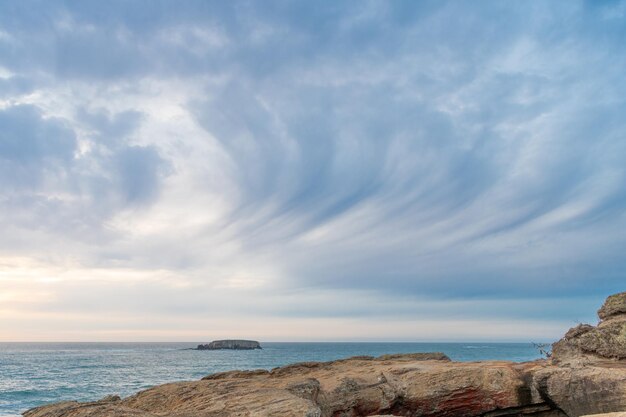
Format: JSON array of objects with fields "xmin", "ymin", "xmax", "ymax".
[{"xmin": 196, "ymin": 340, "xmax": 261, "ymax": 350}]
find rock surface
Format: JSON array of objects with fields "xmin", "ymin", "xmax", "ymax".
[
  {"xmin": 534, "ymin": 363, "xmax": 626, "ymax": 417},
  {"xmin": 25, "ymin": 353, "xmax": 557, "ymax": 417},
  {"xmin": 582, "ymin": 413, "xmax": 626, "ymax": 417},
  {"xmin": 23, "ymin": 292, "xmax": 626, "ymax": 417},
  {"xmin": 552, "ymin": 292, "xmax": 626, "ymax": 362},
  {"xmin": 598, "ymin": 292, "xmax": 626, "ymax": 321},
  {"xmin": 530, "ymin": 292, "xmax": 626, "ymax": 417},
  {"xmin": 197, "ymin": 340, "xmax": 261, "ymax": 350}
]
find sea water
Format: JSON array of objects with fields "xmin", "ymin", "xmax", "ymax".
[{"xmin": 0, "ymin": 342, "xmax": 544, "ymax": 417}]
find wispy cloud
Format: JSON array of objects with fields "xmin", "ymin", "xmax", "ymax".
[{"xmin": 0, "ymin": 0, "xmax": 624, "ymax": 340}]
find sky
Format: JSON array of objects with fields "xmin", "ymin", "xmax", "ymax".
[{"xmin": 0, "ymin": 0, "xmax": 625, "ymax": 342}]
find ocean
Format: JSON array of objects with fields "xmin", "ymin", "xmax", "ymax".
[{"xmin": 0, "ymin": 342, "xmax": 545, "ymax": 417}]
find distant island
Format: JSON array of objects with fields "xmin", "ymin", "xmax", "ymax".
[{"xmin": 196, "ymin": 340, "xmax": 261, "ymax": 350}]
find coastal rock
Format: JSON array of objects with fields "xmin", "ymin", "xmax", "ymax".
[
  {"xmin": 551, "ymin": 293, "xmax": 626, "ymax": 363},
  {"xmin": 197, "ymin": 340, "xmax": 261, "ymax": 350},
  {"xmin": 598, "ymin": 292, "xmax": 626, "ymax": 321},
  {"xmin": 530, "ymin": 292, "xmax": 626, "ymax": 417},
  {"xmin": 25, "ymin": 353, "xmax": 560, "ymax": 417},
  {"xmin": 533, "ymin": 364, "xmax": 626, "ymax": 417},
  {"xmin": 24, "ymin": 400, "xmax": 159, "ymax": 417},
  {"xmin": 377, "ymin": 352, "xmax": 451, "ymax": 361}
]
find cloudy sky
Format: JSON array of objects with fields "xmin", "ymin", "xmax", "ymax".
[{"xmin": 1, "ymin": 0, "xmax": 625, "ymax": 342}]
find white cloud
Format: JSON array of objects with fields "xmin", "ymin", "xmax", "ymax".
[{"xmin": 0, "ymin": 0, "xmax": 624, "ymax": 340}]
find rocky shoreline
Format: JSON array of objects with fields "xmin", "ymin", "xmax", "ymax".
[{"xmin": 24, "ymin": 292, "xmax": 626, "ymax": 417}]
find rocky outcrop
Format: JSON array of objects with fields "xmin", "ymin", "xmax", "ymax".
[
  {"xmin": 23, "ymin": 292, "xmax": 626, "ymax": 417},
  {"xmin": 551, "ymin": 291, "xmax": 626, "ymax": 363},
  {"xmin": 25, "ymin": 353, "xmax": 561, "ymax": 417},
  {"xmin": 598, "ymin": 292, "xmax": 626, "ymax": 321},
  {"xmin": 533, "ymin": 363, "xmax": 626, "ymax": 417},
  {"xmin": 197, "ymin": 340, "xmax": 261, "ymax": 350},
  {"xmin": 529, "ymin": 291, "xmax": 626, "ymax": 417}
]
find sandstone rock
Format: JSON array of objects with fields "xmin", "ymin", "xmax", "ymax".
[
  {"xmin": 201, "ymin": 369, "xmax": 269, "ymax": 380},
  {"xmin": 286, "ymin": 378, "xmax": 321, "ymax": 402},
  {"xmin": 532, "ymin": 292, "xmax": 626, "ymax": 417},
  {"xmin": 24, "ymin": 401, "xmax": 160, "ymax": 417},
  {"xmin": 551, "ymin": 322, "xmax": 626, "ymax": 362},
  {"xmin": 552, "ymin": 293, "xmax": 626, "ymax": 363},
  {"xmin": 533, "ymin": 364, "xmax": 626, "ymax": 417},
  {"xmin": 24, "ymin": 354, "xmax": 552, "ymax": 417},
  {"xmin": 582, "ymin": 413, "xmax": 626, "ymax": 417},
  {"xmin": 599, "ymin": 292, "xmax": 626, "ymax": 321},
  {"xmin": 377, "ymin": 352, "xmax": 451, "ymax": 361},
  {"xmin": 96, "ymin": 395, "xmax": 121, "ymax": 403}
]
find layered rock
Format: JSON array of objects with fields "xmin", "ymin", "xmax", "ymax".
[
  {"xmin": 531, "ymin": 291, "xmax": 626, "ymax": 417},
  {"xmin": 598, "ymin": 292, "xmax": 626, "ymax": 321},
  {"xmin": 197, "ymin": 340, "xmax": 262, "ymax": 350},
  {"xmin": 24, "ymin": 353, "xmax": 559, "ymax": 417},
  {"xmin": 533, "ymin": 364, "xmax": 626, "ymax": 417},
  {"xmin": 551, "ymin": 291, "xmax": 626, "ymax": 363}
]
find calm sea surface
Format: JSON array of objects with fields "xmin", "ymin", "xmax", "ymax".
[{"xmin": 0, "ymin": 342, "xmax": 544, "ymax": 417}]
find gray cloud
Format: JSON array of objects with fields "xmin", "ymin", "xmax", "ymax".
[
  {"xmin": 112, "ymin": 145, "xmax": 167, "ymax": 205},
  {"xmin": 184, "ymin": 0, "xmax": 626, "ymax": 302},
  {"xmin": 0, "ymin": 104, "xmax": 76, "ymax": 189},
  {"xmin": 77, "ymin": 108, "xmax": 143, "ymax": 146},
  {"xmin": 1, "ymin": 0, "xmax": 625, "ymax": 339},
  {"xmin": 0, "ymin": 104, "xmax": 169, "ymax": 254}
]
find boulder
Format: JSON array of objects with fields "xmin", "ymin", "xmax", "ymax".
[{"xmin": 533, "ymin": 365, "xmax": 626, "ymax": 417}]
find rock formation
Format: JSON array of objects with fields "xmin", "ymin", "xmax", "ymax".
[
  {"xmin": 23, "ymin": 292, "xmax": 626, "ymax": 417},
  {"xmin": 25, "ymin": 354, "xmax": 555, "ymax": 417},
  {"xmin": 197, "ymin": 340, "xmax": 262, "ymax": 350},
  {"xmin": 532, "ymin": 291, "xmax": 626, "ymax": 417},
  {"xmin": 551, "ymin": 291, "xmax": 626, "ymax": 363}
]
